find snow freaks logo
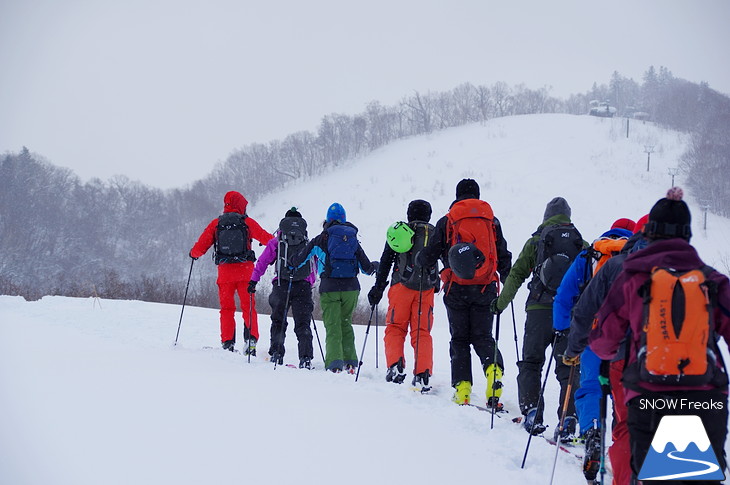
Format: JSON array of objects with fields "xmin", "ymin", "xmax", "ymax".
[{"xmin": 638, "ymin": 415, "xmax": 725, "ymax": 481}]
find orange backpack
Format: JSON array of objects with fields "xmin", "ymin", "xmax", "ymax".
[
  {"xmin": 445, "ymin": 199, "xmax": 498, "ymax": 286},
  {"xmin": 633, "ymin": 266, "xmax": 724, "ymax": 387},
  {"xmin": 587, "ymin": 237, "xmax": 628, "ymax": 276}
]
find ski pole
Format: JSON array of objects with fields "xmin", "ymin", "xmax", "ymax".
[
  {"xmin": 599, "ymin": 360, "xmax": 610, "ymax": 485},
  {"xmin": 521, "ymin": 333, "xmax": 558, "ymax": 469},
  {"xmin": 355, "ymin": 304, "xmax": 376, "ymax": 382},
  {"xmin": 274, "ymin": 275, "xmax": 293, "ymax": 370},
  {"xmin": 549, "ymin": 364, "xmax": 578, "ymax": 485},
  {"xmin": 312, "ymin": 316, "xmax": 326, "ymax": 366},
  {"xmin": 412, "ymin": 268, "xmax": 425, "ymax": 387},
  {"xmin": 511, "ymin": 301, "xmax": 520, "ymax": 362},
  {"xmin": 375, "ymin": 304, "xmax": 379, "ymax": 369},
  {"xmin": 247, "ymin": 293, "xmax": 253, "ymax": 364},
  {"xmin": 490, "ymin": 311, "xmax": 501, "ymax": 430},
  {"xmin": 174, "ymin": 258, "xmax": 195, "ymax": 346}
]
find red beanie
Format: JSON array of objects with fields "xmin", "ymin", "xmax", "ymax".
[
  {"xmin": 635, "ymin": 214, "xmax": 650, "ymax": 233},
  {"xmin": 611, "ymin": 218, "xmax": 636, "ymax": 232}
]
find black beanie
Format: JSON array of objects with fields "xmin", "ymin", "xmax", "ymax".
[
  {"xmin": 407, "ymin": 199, "xmax": 432, "ymax": 222},
  {"xmin": 285, "ymin": 207, "xmax": 302, "ymax": 218},
  {"xmin": 456, "ymin": 178, "xmax": 480, "ymax": 199},
  {"xmin": 645, "ymin": 187, "xmax": 692, "ymax": 241}
]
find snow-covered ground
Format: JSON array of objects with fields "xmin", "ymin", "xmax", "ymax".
[{"xmin": 2, "ymin": 114, "xmax": 729, "ymax": 485}]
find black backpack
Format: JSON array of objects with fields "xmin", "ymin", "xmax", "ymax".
[
  {"xmin": 276, "ymin": 216, "xmax": 310, "ymax": 282},
  {"xmin": 394, "ymin": 221, "xmax": 439, "ymax": 291},
  {"xmin": 533, "ymin": 222, "xmax": 583, "ymax": 294},
  {"xmin": 214, "ymin": 212, "xmax": 255, "ymax": 264}
]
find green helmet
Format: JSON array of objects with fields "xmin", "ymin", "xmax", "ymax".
[{"xmin": 386, "ymin": 221, "xmax": 415, "ymax": 253}]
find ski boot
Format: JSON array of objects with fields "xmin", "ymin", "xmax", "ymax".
[
  {"xmin": 244, "ymin": 339, "xmax": 257, "ymax": 357},
  {"xmin": 452, "ymin": 381, "xmax": 472, "ymax": 405},
  {"xmin": 299, "ymin": 357, "xmax": 312, "ymax": 370},
  {"xmin": 523, "ymin": 407, "xmax": 547, "ymax": 435},
  {"xmin": 582, "ymin": 426, "xmax": 602, "ymax": 481},
  {"xmin": 554, "ymin": 415, "xmax": 578, "ymax": 444},
  {"xmin": 485, "ymin": 363, "xmax": 504, "ymax": 411},
  {"xmin": 385, "ymin": 357, "xmax": 407, "ymax": 384},
  {"xmin": 271, "ymin": 352, "xmax": 284, "ymax": 365},
  {"xmin": 222, "ymin": 340, "xmax": 235, "ymax": 352},
  {"xmin": 412, "ymin": 371, "xmax": 432, "ymax": 393}
]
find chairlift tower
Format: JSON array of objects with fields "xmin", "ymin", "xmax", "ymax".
[
  {"xmin": 644, "ymin": 145, "xmax": 655, "ymax": 172},
  {"xmin": 667, "ymin": 167, "xmax": 679, "ymax": 187}
]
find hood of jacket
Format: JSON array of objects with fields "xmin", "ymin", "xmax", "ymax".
[
  {"xmin": 597, "ymin": 228, "xmax": 633, "ymax": 240},
  {"xmin": 223, "ymin": 191, "xmax": 248, "ymax": 215},
  {"xmin": 621, "ymin": 231, "xmax": 648, "ymax": 255},
  {"xmin": 621, "ymin": 238, "xmax": 703, "ymax": 275}
]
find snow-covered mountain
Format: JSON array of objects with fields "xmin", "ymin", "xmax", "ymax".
[
  {"xmin": 651, "ymin": 415, "xmax": 712, "ymax": 453},
  {"xmin": 2, "ymin": 114, "xmax": 729, "ymax": 485}
]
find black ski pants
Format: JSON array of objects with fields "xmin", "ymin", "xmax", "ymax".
[
  {"xmin": 516, "ymin": 308, "xmax": 578, "ymax": 422},
  {"xmin": 627, "ymin": 390, "xmax": 728, "ymax": 485},
  {"xmin": 268, "ymin": 280, "xmax": 314, "ymax": 360},
  {"xmin": 443, "ymin": 282, "xmax": 503, "ymax": 387}
]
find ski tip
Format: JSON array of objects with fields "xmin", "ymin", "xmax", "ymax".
[{"xmin": 410, "ymin": 386, "xmax": 432, "ymax": 394}]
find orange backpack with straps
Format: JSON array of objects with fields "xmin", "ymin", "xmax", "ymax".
[
  {"xmin": 588, "ymin": 237, "xmax": 628, "ymax": 276},
  {"xmin": 445, "ymin": 199, "xmax": 498, "ymax": 286},
  {"xmin": 631, "ymin": 266, "xmax": 726, "ymax": 388}
]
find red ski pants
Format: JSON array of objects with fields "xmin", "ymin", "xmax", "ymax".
[
  {"xmin": 609, "ymin": 360, "xmax": 631, "ymax": 485},
  {"xmin": 384, "ymin": 283, "xmax": 434, "ymax": 376},
  {"xmin": 218, "ymin": 280, "xmax": 259, "ymax": 343}
]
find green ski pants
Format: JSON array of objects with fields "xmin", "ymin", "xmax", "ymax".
[{"xmin": 320, "ymin": 290, "xmax": 359, "ymax": 371}]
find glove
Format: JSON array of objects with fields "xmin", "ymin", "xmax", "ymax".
[
  {"xmin": 189, "ymin": 251, "xmax": 198, "ymax": 261},
  {"xmin": 369, "ymin": 261, "xmax": 380, "ymax": 276},
  {"xmin": 554, "ymin": 328, "xmax": 569, "ymax": 339},
  {"xmin": 247, "ymin": 280, "xmax": 257, "ymax": 294},
  {"xmin": 489, "ymin": 298, "xmax": 502, "ymax": 315},
  {"xmin": 562, "ymin": 353, "xmax": 581, "ymax": 366},
  {"xmin": 368, "ymin": 286, "xmax": 384, "ymax": 306}
]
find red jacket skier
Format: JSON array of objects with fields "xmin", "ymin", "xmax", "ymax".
[{"xmin": 190, "ymin": 191, "xmax": 274, "ymax": 353}]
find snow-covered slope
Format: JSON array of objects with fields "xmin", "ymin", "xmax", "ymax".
[
  {"xmin": 2, "ymin": 114, "xmax": 729, "ymax": 485},
  {"xmin": 254, "ymin": 114, "xmax": 728, "ymax": 277}
]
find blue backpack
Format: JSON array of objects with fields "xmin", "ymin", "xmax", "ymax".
[{"xmin": 326, "ymin": 223, "xmax": 359, "ymax": 278}]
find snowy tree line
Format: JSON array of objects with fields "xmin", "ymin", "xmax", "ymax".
[{"xmin": 1, "ymin": 68, "xmax": 728, "ymax": 302}]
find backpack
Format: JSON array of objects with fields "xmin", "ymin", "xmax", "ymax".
[
  {"xmin": 628, "ymin": 266, "xmax": 726, "ymax": 388},
  {"xmin": 394, "ymin": 221, "xmax": 439, "ymax": 291},
  {"xmin": 325, "ymin": 223, "xmax": 359, "ymax": 278},
  {"xmin": 276, "ymin": 216, "xmax": 310, "ymax": 282},
  {"xmin": 445, "ymin": 199, "xmax": 498, "ymax": 285},
  {"xmin": 214, "ymin": 212, "xmax": 254, "ymax": 264},
  {"xmin": 534, "ymin": 223, "xmax": 584, "ymax": 294},
  {"xmin": 580, "ymin": 236, "xmax": 629, "ymax": 290}
]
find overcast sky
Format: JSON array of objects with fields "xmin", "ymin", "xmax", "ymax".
[{"xmin": 1, "ymin": 0, "xmax": 728, "ymax": 189}]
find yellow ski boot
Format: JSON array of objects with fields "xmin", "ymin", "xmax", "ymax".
[
  {"xmin": 452, "ymin": 381, "xmax": 472, "ymax": 405},
  {"xmin": 485, "ymin": 363, "xmax": 504, "ymax": 411}
]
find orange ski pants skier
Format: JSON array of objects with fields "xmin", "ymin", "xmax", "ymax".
[{"xmin": 384, "ymin": 283, "xmax": 434, "ymax": 376}]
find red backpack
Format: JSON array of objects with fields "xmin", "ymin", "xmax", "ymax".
[{"xmin": 445, "ymin": 199, "xmax": 498, "ymax": 286}]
